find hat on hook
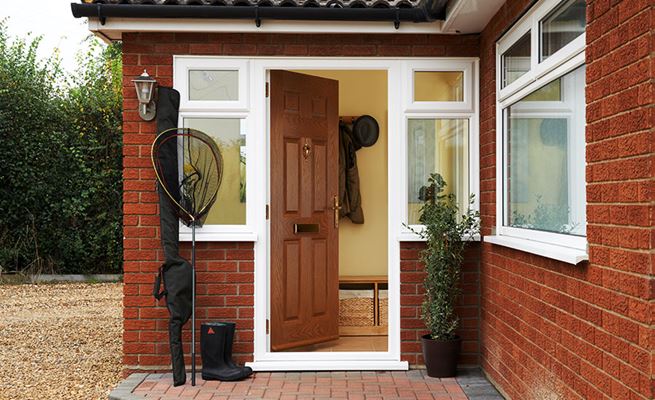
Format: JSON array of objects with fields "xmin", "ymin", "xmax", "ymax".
[{"xmin": 352, "ymin": 115, "xmax": 379, "ymax": 149}]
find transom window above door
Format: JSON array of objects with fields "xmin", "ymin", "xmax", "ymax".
[{"xmin": 176, "ymin": 58, "xmax": 249, "ymax": 111}]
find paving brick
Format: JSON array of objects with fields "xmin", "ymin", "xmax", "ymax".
[{"xmin": 112, "ymin": 370, "xmax": 500, "ymax": 400}]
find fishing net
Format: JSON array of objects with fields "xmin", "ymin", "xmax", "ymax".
[{"xmin": 152, "ymin": 127, "xmax": 223, "ymax": 227}]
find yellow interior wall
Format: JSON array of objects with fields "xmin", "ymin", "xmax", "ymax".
[
  {"xmin": 414, "ymin": 71, "xmax": 463, "ymax": 102},
  {"xmin": 184, "ymin": 118, "xmax": 246, "ymax": 225},
  {"xmin": 295, "ymin": 70, "xmax": 388, "ymax": 277}
]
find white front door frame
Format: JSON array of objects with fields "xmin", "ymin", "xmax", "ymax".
[
  {"xmin": 249, "ymin": 57, "xmax": 406, "ymax": 371},
  {"xmin": 173, "ymin": 55, "xmax": 479, "ymax": 371},
  {"xmin": 248, "ymin": 56, "xmax": 478, "ymax": 371}
]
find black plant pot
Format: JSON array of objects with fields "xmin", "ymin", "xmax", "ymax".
[{"xmin": 421, "ymin": 334, "xmax": 461, "ymax": 378}]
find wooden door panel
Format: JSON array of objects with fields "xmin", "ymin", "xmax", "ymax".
[
  {"xmin": 283, "ymin": 91, "xmax": 300, "ymax": 113},
  {"xmin": 312, "ymin": 141, "xmax": 327, "ymax": 212},
  {"xmin": 284, "ymin": 139, "xmax": 300, "ymax": 213},
  {"xmin": 270, "ymin": 70, "xmax": 339, "ymax": 351},
  {"xmin": 312, "ymin": 96, "xmax": 327, "ymax": 117},
  {"xmin": 283, "ymin": 240, "xmax": 301, "ymax": 321},
  {"xmin": 311, "ymin": 238, "xmax": 328, "ymax": 316}
]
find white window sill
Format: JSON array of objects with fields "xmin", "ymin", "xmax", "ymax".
[
  {"xmin": 397, "ymin": 233, "xmax": 481, "ymax": 242},
  {"xmin": 484, "ymin": 235, "xmax": 588, "ymax": 265},
  {"xmin": 179, "ymin": 232, "xmax": 258, "ymax": 242}
]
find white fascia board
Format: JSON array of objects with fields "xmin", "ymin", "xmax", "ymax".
[
  {"xmin": 442, "ymin": 0, "xmax": 506, "ymax": 34},
  {"xmin": 87, "ymin": 17, "xmax": 445, "ymax": 39}
]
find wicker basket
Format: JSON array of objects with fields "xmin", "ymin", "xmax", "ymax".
[
  {"xmin": 339, "ymin": 290, "xmax": 374, "ymax": 327},
  {"xmin": 379, "ymin": 289, "xmax": 388, "ymax": 327},
  {"xmin": 379, "ymin": 298, "xmax": 388, "ymax": 327}
]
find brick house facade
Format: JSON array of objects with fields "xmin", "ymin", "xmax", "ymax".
[
  {"xmin": 121, "ymin": 31, "xmax": 482, "ymax": 371},
  {"xmin": 78, "ymin": 0, "xmax": 653, "ymax": 398}
]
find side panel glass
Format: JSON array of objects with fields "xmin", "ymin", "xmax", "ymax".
[
  {"xmin": 184, "ymin": 118, "xmax": 246, "ymax": 225},
  {"xmin": 407, "ymin": 119, "xmax": 469, "ymax": 225}
]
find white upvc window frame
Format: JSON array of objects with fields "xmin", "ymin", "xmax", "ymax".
[
  {"xmin": 498, "ymin": 0, "xmax": 586, "ymax": 102},
  {"xmin": 490, "ymin": 0, "xmax": 588, "ymax": 264},
  {"xmin": 404, "ymin": 60, "xmax": 475, "ymax": 112},
  {"xmin": 175, "ymin": 57, "xmax": 257, "ymax": 242},
  {"xmin": 175, "ymin": 58, "xmax": 250, "ymax": 111},
  {"xmin": 398, "ymin": 59, "xmax": 480, "ymax": 241}
]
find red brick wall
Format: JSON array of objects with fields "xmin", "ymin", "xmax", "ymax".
[
  {"xmin": 122, "ymin": 32, "xmax": 480, "ymax": 374},
  {"xmin": 400, "ymin": 242, "xmax": 481, "ymax": 366},
  {"xmin": 478, "ymin": 1, "xmax": 654, "ymax": 399},
  {"xmin": 123, "ymin": 242, "xmax": 254, "ymax": 371}
]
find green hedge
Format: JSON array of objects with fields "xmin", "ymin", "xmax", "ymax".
[{"xmin": 0, "ymin": 23, "xmax": 123, "ymax": 274}]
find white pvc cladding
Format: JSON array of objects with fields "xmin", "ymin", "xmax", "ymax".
[{"xmin": 172, "ymin": 56, "xmax": 480, "ymax": 243}]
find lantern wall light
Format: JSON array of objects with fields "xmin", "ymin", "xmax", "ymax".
[{"xmin": 132, "ymin": 69, "xmax": 157, "ymax": 121}]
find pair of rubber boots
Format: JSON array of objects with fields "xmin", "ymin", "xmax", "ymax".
[{"xmin": 201, "ymin": 322, "xmax": 253, "ymax": 381}]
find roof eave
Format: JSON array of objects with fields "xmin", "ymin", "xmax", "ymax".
[{"xmin": 71, "ymin": 0, "xmax": 448, "ymax": 25}]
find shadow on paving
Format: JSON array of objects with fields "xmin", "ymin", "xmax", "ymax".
[{"xmin": 456, "ymin": 369, "xmax": 504, "ymax": 400}]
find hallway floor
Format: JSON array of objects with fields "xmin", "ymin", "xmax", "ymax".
[
  {"xmin": 110, "ymin": 369, "xmax": 504, "ymax": 400},
  {"xmin": 280, "ymin": 336, "xmax": 388, "ymax": 352}
]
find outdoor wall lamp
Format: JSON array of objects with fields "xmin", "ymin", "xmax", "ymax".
[{"xmin": 132, "ymin": 69, "xmax": 157, "ymax": 121}]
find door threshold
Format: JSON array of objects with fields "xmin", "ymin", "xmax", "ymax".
[{"xmin": 247, "ymin": 360, "xmax": 409, "ymax": 371}]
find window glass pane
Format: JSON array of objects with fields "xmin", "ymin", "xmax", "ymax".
[
  {"xmin": 189, "ymin": 70, "xmax": 238, "ymax": 101},
  {"xmin": 184, "ymin": 118, "xmax": 246, "ymax": 225},
  {"xmin": 414, "ymin": 71, "xmax": 464, "ymax": 102},
  {"xmin": 407, "ymin": 119, "xmax": 469, "ymax": 225},
  {"xmin": 522, "ymin": 79, "xmax": 561, "ymax": 101},
  {"xmin": 502, "ymin": 31, "xmax": 531, "ymax": 88},
  {"xmin": 541, "ymin": 0, "xmax": 586, "ymax": 61},
  {"xmin": 504, "ymin": 65, "xmax": 586, "ymax": 236}
]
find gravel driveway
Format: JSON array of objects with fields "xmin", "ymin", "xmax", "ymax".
[{"xmin": 0, "ymin": 283, "xmax": 123, "ymax": 400}]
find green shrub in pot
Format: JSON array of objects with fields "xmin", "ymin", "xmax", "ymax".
[{"xmin": 409, "ymin": 173, "xmax": 479, "ymax": 377}]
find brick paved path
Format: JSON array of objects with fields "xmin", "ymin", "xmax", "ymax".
[{"xmin": 116, "ymin": 370, "xmax": 497, "ymax": 400}]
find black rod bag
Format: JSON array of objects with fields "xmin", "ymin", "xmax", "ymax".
[{"xmin": 152, "ymin": 87, "xmax": 193, "ymax": 387}]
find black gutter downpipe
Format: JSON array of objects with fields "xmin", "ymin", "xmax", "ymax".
[{"xmin": 71, "ymin": 0, "xmax": 447, "ymax": 28}]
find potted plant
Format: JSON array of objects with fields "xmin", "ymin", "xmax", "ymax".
[{"xmin": 410, "ymin": 173, "xmax": 479, "ymax": 378}]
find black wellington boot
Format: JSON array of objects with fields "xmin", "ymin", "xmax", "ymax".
[
  {"xmin": 200, "ymin": 323, "xmax": 244, "ymax": 381},
  {"xmin": 222, "ymin": 322, "xmax": 253, "ymax": 379}
]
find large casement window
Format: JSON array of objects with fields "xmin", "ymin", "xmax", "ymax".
[
  {"xmin": 174, "ymin": 58, "xmax": 255, "ymax": 241},
  {"xmin": 400, "ymin": 60, "xmax": 479, "ymax": 237},
  {"xmin": 488, "ymin": 0, "xmax": 587, "ymax": 264}
]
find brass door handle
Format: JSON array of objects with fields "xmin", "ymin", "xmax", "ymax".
[{"xmin": 332, "ymin": 196, "xmax": 342, "ymax": 229}]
